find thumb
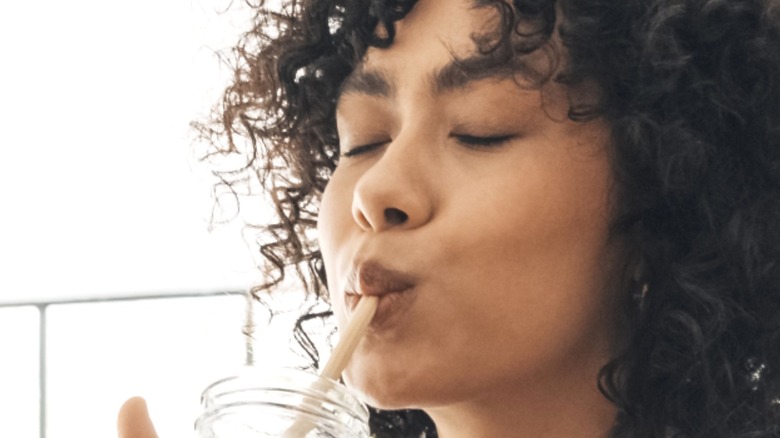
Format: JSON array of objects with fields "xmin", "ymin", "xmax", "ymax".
[{"xmin": 117, "ymin": 397, "xmax": 159, "ymax": 438}]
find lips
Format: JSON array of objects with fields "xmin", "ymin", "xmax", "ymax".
[{"xmin": 344, "ymin": 260, "xmax": 417, "ymax": 328}]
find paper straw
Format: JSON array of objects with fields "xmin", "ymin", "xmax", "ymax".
[{"xmin": 282, "ymin": 295, "xmax": 379, "ymax": 437}]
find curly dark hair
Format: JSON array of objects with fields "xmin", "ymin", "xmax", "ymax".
[{"xmin": 194, "ymin": 0, "xmax": 780, "ymax": 436}]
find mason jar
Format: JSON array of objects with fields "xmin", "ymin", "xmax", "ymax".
[{"xmin": 195, "ymin": 366, "xmax": 370, "ymax": 438}]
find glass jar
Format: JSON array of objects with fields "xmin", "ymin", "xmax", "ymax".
[{"xmin": 195, "ymin": 366, "xmax": 370, "ymax": 438}]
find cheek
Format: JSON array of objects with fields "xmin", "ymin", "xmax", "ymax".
[
  {"xmin": 436, "ymin": 154, "xmax": 616, "ymax": 353},
  {"xmin": 317, "ymin": 170, "xmax": 354, "ymax": 322},
  {"xmin": 317, "ymin": 170, "xmax": 350, "ymax": 260}
]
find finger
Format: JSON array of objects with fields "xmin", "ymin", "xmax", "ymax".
[{"xmin": 117, "ymin": 397, "xmax": 159, "ymax": 438}]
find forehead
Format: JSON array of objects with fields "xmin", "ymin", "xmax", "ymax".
[
  {"xmin": 342, "ymin": 0, "xmax": 497, "ymax": 90},
  {"xmin": 338, "ymin": 0, "xmax": 556, "ymax": 102},
  {"xmin": 387, "ymin": 0, "xmax": 489, "ymax": 50}
]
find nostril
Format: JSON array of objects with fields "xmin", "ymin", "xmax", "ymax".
[{"xmin": 384, "ymin": 207, "xmax": 408, "ymax": 225}]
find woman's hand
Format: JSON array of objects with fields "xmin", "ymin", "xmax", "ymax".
[{"xmin": 117, "ymin": 397, "xmax": 158, "ymax": 438}]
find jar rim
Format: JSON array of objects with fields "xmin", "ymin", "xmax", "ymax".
[{"xmin": 199, "ymin": 366, "xmax": 369, "ymax": 421}]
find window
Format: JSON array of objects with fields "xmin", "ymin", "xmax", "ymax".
[
  {"xmin": 0, "ymin": 1, "xmax": 276, "ymax": 437},
  {"xmin": 0, "ymin": 306, "xmax": 40, "ymax": 438},
  {"xmin": 46, "ymin": 295, "xmax": 246, "ymax": 438}
]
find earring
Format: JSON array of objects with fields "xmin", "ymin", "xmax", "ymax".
[
  {"xmin": 631, "ymin": 259, "xmax": 648, "ymax": 313},
  {"xmin": 631, "ymin": 281, "xmax": 648, "ymax": 313},
  {"xmin": 638, "ymin": 282, "xmax": 649, "ymax": 312}
]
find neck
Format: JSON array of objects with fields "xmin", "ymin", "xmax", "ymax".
[{"xmin": 424, "ymin": 360, "xmax": 616, "ymax": 438}]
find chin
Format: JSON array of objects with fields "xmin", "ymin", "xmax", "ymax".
[
  {"xmin": 344, "ymin": 368, "xmax": 417, "ymax": 410},
  {"xmin": 343, "ymin": 361, "xmax": 456, "ymax": 411}
]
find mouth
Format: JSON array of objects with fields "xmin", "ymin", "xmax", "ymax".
[{"xmin": 344, "ymin": 260, "xmax": 417, "ymax": 329}]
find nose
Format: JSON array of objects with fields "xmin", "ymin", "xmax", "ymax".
[{"xmin": 351, "ymin": 138, "xmax": 433, "ymax": 232}]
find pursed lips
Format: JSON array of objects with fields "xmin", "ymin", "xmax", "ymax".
[{"xmin": 344, "ymin": 260, "xmax": 418, "ymax": 328}]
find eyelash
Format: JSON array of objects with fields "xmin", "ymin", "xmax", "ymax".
[
  {"xmin": 453, "ymin": 134, "xmax": 514, "ymax": 148},
  {"xmin": 341, "ymin": 141, "xmax": 388, "ymax": 158},
  {"xmin": 340, "ymin": 134, "xmax": 514, "ymax": 158}
]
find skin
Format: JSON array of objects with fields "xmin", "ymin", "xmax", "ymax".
[
  {"xmin": 117, "ymin": 1, "xmax": 622, "ymax": 436},
  {"xmin": 318, "ymin": 0, "xmax": 623, "ymax": 436},
  {"xmin": 117, "ymin": 397, "xmax": 157, "ymax": 438}
]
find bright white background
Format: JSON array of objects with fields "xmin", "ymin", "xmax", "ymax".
[
  {"xmin": 0, "ymin": 1, "xmax": 316, "ymax": 437},
  {"xmin": 46, "ymin": 296, "xmax": 248, "ymax": 438},
  {"xmin": 0, "ymin": 307, "xmax": 39, "ymax": 437},
  {"xmin": 0, "ymin": 0, "xmax": 257, "ymax": 303}
]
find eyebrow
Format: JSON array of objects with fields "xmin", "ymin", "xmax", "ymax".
[
  {"xmin": 339, "ymin": 54, "xmax": 518, "ymax": 98},
  {"xmin": 339, "ymin": 68, "xmax": 392, "ymax": 96}
]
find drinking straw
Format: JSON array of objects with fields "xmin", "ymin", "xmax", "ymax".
[{"xmin": 282, "ymin": 295, "xmax": 379, "ymax": 437}]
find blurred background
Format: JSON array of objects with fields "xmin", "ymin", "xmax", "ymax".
[{"xmin": 0, "ymin": 0, "xmax": 313, "ymax": 436}]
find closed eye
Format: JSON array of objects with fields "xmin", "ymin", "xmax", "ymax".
[
  {"xmin": 453, "ymin": 134, "xmax": 515, "ymax": 148},
  {"xmin": 340, "ymin": 140, "xmax": 389, "ymax": 158}
]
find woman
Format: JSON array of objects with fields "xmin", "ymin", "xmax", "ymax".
[{"xmin": 120, "ymin": 0, "xmax": 780, "ymax": 436}]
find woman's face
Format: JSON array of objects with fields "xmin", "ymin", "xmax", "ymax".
[{"xmin": 318, "ymin": 0, "xmax": 622, "ymax": 409}]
